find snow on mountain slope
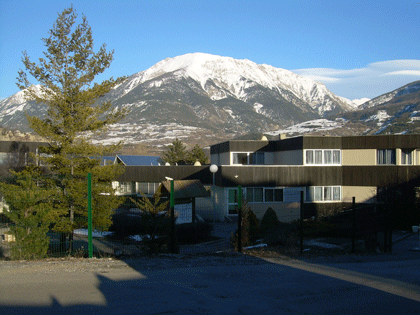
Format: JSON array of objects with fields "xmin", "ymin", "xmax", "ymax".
[
  {"xmin": 0, "ymin": 87, "xmax": 38, "ymax": 116},
  {"xmin": 266, "ymin": 119, "xmax": 346, "ymax": 136},
  {"xmin": 351, "ymin": 98, "xmax": 370, "ymax": 107},
  {"xmin": 361, "ymin": 81, "xmax": 420, "ymax": 109},
  {"xmin": 111, "ymin": 53, "xmax": 354, "ymax": 115}
]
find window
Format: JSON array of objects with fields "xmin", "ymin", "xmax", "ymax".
[
  {"xmin": 115, "ymin": 182, "xmax": 133, "ymax": 195},
  {"xmin": 333, "ymin": 187, "xmax": 341, "ymax": 201},
  {"xmin": 232, "ymin": 153, "xmax": 248, "ymax": 165},
  {"xmin": 305, "ymin": 150, "xmax": 341, "ymax": 165},
  {"xmin": 250, "ymin": 152, "xmax": 264, "ymax": 165},
  {"xmin": 244, "ymin": 187, "xmax": 284, "ymax": 203},
  {"xmin": 264, "ymin": 188, "xmax": 284, "ymax": 202},
  {"xmin": 137, "ymin": 182, "xmax": 159, "ymax": 195},
  {"xmin": 232, "ymin": 152, "xmax": 264, "ymax": 165},
  {"xmin": 324, "ymin": 150, "xmax": 332, "ymax": 164},
  {"xmin": 377, "ymin": 149, "xmax": 396, "ymax": 165},
  {"xmin": 315, "ymin": 150, "xmax": 323, "ymax": 164},
  {"xmin": 306, "ymin": 186, "xmax": 341, "ymax": 202},
  {"xmin": 333, "ymin": 150, "xmax": 341, "ymax": 164},
  {"xmin": 246, "ymin": 187, "xmax": 263, "ymax": 202},
  {"xmin": 401, "ymin": 149, "xmax": 413, "ymax": 165},
  {"xmin": 227, "ymin": 187, "xmax": 245, "ymax": 214},
  {"xmin": 306, "ymin": 150, "xmax": 314, "ymax": 164}
]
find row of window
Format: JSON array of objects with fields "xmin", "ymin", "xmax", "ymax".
[
  {"xmin": 227, "ymin": 186, "xmax": 341, "ymax": 214},
  {"xmin": 377, "ymin": 149, "xmax": 414, "ymax": 165},
  {"xmin": 306, "ymin": 186, "xmax": 341, "ymax": 202},
  {"xmin": 232, "ymin": 152, "xmax": 264, "ymax": 165},
  {"xmin": 227, "ymin": 186, "xmax": 340, "ymax": 206},
  {"xmin": 305, "ymin": 149, "xmax": 341, "ymax": 165},
  {"xmin": 232, "ymin": 150, "xmax": 343, "ymax": 166},
  {"xmin": 113, "ymin": 182, "xmax": 160, "ymax": 195},
  {"xmin": 231, "ymin": 148, "xmax": 417, "ymax": 166}
]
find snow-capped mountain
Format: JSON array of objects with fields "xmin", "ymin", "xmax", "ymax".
[
  {"xmin": 100, "ymin": 53, "xmax": 355, "ymax": 144},
  {"xmin": 0, "ymin": 53, "xmax": 401, "ymax": 148},
  {"xmin": 333, "ymin": 80, "xmax": 420, "ymax": 135},
  {"xmin": 360, "ymin": 81, "xmax": 420, "ymax": 110},
  {"xmin": 110, "ymin": 53, "xmax": 354, "ymax": 114},
  {"xmin": 0, "ymin": 86, "xmax": 48, "ymax": 128}
]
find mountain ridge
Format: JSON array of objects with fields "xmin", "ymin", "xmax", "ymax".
[{"xmin": 1, "ymin": 53, "xmax": 419, "ymax": 150}]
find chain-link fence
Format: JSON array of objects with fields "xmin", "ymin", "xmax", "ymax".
[
  {"xmin": 293, "ymin": 201, "xmax": 393, "ymax": 254},
  {"xmin": 0, "ymin": 178, "xmax": 234, "ymax": 260}
]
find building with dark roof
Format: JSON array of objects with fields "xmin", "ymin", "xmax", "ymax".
[{"xmin": 115, "ymin": 134, "xmax": 420, "ymax": 221}]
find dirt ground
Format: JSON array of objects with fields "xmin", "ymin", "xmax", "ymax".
[{"xmin": 0, "ymin": 252, "xmax": 266, "ymax": 274}]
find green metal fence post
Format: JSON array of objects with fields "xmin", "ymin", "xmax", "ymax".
[
  {"xmin": 87, "ymin": 173, "xmax": 93, "ymax": 258},
  {"xmin": 170, "ymin": 180, "xmax": 176, "ymax": 254}
]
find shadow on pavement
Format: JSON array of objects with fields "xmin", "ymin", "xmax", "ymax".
[{"xmin": 2, "ymin": 232, "xmax": 420, "ymax": 314}]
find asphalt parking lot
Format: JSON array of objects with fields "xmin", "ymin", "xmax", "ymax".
[{"xmin": 1, "ymin": 233, "xmax": 419, "ymax": 315}]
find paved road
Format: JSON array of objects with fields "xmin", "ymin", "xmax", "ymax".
[{"xmin": 1, "ymin": 239, "xmax": 420, "ymax": 315}]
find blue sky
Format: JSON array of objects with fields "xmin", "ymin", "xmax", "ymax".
[{"xmin": 1, "ymin": 0, "xmax": 419, "ymax": 100}]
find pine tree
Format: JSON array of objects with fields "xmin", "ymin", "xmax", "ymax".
[
  {"xmin": 161, "ymin": 138, "xmax": 188, "ymax": 165},
  {"xmin": 0, "ymin": 168, "xmax": 55, "ymax": 259},
  {"xmin": 130, "ymin": 186, "xmax": 170, "ymax": 254},
  {"xmin": 15, "ymin": 6, "xmax": 126, "ymax": 252},
  {"xmin": 187, "ymin": 144, "xmax": 208, "ymax": 165}
]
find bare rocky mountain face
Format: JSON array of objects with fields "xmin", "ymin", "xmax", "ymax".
[{"xmin": 1, "ymin": 53, "xmax": 419, "ymax": 151}]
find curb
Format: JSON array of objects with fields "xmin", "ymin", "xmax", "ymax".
[{"xmin": 392, "ymin": 232, "xmax": 413, "ymax": 244}]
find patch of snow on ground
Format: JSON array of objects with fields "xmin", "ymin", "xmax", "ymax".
[
  {"xmin": 253, "ymin": 103, "xmax": 263, "ymax": 114},
  {"xmin": 266, "ymin": 119, "xmax": 344, "ymax": 136},
  {"xmin": 91, "ymin": 122, "xmax": 204, "ymax": 145},
  {"xmin": 74, "ymin": 229, "xmax": 113, "ymax": 238},
  {"xmin": 364, "ymin": 110, "xmax": 390, "ymax": 126}
]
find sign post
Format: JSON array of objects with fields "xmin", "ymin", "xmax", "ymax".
[
  {"xmin": 87, "ymin": 173, "xmax": 93, "ymax": 258},
  {"xmin": 237, "ymin": 185, "xmax": 243, "ymax": 253}
]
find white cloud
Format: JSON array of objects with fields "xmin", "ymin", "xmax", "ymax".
[
  {"xmin": 381, "ymin": 70, "xmax": 420, "ymax": 76},
  {"xmin": 294, "ymin": 60, "xmax": 420, "ymax": 100},
  {"xmin": 297, "ymin": 74, "xmax": 340, "ymax": 83}
]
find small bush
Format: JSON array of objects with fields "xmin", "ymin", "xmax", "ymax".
[
  {"xmin": 108, "ymin": 212, "xmax": 144, "ymax": 239},
  {"xmin": 260, "ymin": 207, "xmax": 280, "ymax": 233},
  {"xmin": 247, "ymin": 210, "xmax": 260, "ymax": 243},
  {"xmin": 176, "ymin": 222, "xmax": 213, "ymax": 244},
  {"xmin": 8, "ymin": 226, "xmax": 50, "ymax": 260},
  {"xmin": 231, "ymin": 206, "xmax": 261, "ymax": 250}
]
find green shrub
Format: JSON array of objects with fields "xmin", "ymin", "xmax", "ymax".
[
  {"xmin": 231, "ymin": 206, "xmax": 261, "ymax": 250},
  {"xmin": 0, "ymin": 170, "xmax": 54, "ymax": 260},
  {"xmin": 260, "ymin": 207, "xmax": 280, "ymax": 233},
  {"xmin": 108, "ymin": 212, "xmax": 144, "ymax": 239},
  {"xmin": 129, "ymin": 187, "xmax": 171, "ymax": 255},
  {"xmin": 8, "ymin": 223, "xmax": 50, "ymax": 260},
  {"xmin": 247, "ymin": 210, "xmax": 260, "ymax": 243}
]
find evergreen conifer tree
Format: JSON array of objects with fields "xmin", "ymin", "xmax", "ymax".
[
  {"xmin": 15, "ymin": 6, "xmax": 127, "ymax": 252},
  {"xmin": 187, "ymin": 144, "xmax": 208, "ymax": 165},
  {"xmin": 161, "ymin": 138, "xmax": 188, "ymax": 165},
  {"xmin": 0, "ymin": 168, "xmax": 55, "ymax": 259}
]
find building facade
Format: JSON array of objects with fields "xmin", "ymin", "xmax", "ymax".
[{"xmin": 209, "ymin": 134, "xmax": 420, "ymax": 222}]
